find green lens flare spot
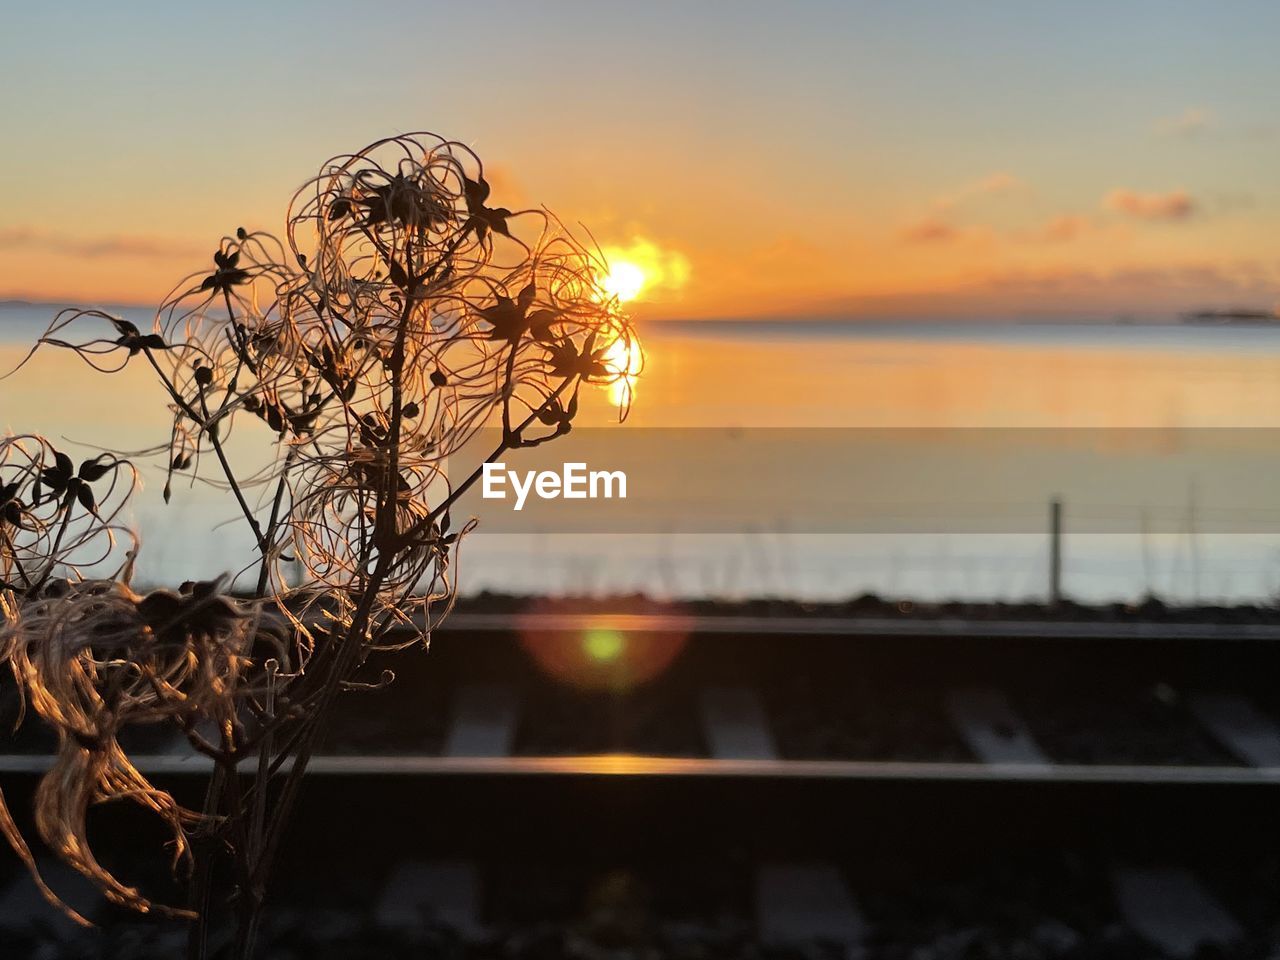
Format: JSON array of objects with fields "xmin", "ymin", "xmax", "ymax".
[{"xmin": 583, "ymin": 628, "xmax": 625, "ymax": 664}]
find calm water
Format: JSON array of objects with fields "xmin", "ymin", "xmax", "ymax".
[{"xmin": 5, "ymin": 302, "xmax": 1280, "ymax": 602}]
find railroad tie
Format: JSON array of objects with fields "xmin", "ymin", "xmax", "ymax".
[
  {"xmin": 375, "ymin": 861, "xmax": 482, "ymax": 940},
  {"xmin": 944, "ymin": 686, "xmax": 1051, "ymax": 768},
  {"xmin": 444, "ymin": 683, "xmax": 519, "ymax": 757},
  {"xmin": 755, "ymin": 862, "xmax": 866, "ymax": 949},
  {"xmin": 1111, "ymin": 866, "xmax": 1241, "ymax": 959},
  {"xmin": 699, "ymin": 686, "xmax": 777, "ymax": 760},
  {"xmin": 1187, "ymin": 693, "xmax": 1280, "ymax": 769}
]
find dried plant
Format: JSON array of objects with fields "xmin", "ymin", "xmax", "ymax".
[{"xmin": 0, "ymin": 132, "xmax": 639, "ymax": 957}]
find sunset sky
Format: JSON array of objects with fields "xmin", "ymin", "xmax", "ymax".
[{"xmin": 2, "ymin": 0, "xmax": 1278, "ymax": 321}]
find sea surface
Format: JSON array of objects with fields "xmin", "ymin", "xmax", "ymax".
[{"xmin": 4, "ymin": 302, "xmax": 1280, "ymax": 603}]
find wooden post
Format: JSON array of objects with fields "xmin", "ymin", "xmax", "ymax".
[{"xmin": 1049, "ymin": 497, "xmax": 1063, "ymax": 605}]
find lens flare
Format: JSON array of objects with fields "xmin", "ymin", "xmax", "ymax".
[
  {"xmin": 583, "ymin": 628, "xmax": 626, "ymax": 663},
  {"xmin": 517, "ymin": 603, "xmax": 692, "ymax": 691}
]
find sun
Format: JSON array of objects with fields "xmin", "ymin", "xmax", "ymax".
[{"xmin": 600, "ymin": 260, "xmax": 646, "ymax": 303}]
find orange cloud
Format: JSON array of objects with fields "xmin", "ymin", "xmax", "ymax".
[
  {"xmin": 0, "ymin": 226, "xmax": 204, "ymax": 260},
  {"xmin": 1104, "ymin": 188, "xmax": 1195, "ymax": 220},
  {"xmin": 800, "ymin": 260, "xmax": 1280, "ymax": 321},
  {"xmin": 1038, "ymin": 214, "xmax": 1092, "ymax": 242},
  {"xmin": 900, "ymin": 173, "xmax": 1023, "ymax": 245},
  {"xmin": 899, "ymin": 217, "xmax": 959, "ymax": 243}
]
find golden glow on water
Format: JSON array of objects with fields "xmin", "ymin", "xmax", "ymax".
[
  {"xmin": 12, "ymin": 330, "xmax": 1280, "ymax": 435},
  {"xmin": 602, "ymin": 330, "xmax": 1280, "ymax": 429},
  {"xmin": 599, "ymin": 335, "xmax": 644, "ymax": 408}
]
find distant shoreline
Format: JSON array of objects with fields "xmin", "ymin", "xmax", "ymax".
[
  {"xmin": 0, "ymin": 297, "xmax": 151, "ymax": 314},
  {"xmin": 3, "ymin": 299, "xmax": 1278, "ymax": 332}
]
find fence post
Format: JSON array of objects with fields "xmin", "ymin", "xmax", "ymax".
[{"xmin": 1049, "ymin": 497, "xmax": 1063, "ymax": 605}]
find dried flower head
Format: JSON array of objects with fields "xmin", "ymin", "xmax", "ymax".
[{"xmin": 1, "ymin": 132, "xmax": 639, "ymax": 940}]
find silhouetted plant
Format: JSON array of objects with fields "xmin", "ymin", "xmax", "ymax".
[{"xmin": 0, "ymin": 133, "xmax": 639, "ymax": 958}]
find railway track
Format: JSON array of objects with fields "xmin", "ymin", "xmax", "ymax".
[
  {"xmin": 5, "ymin": 613, "xmax": 1279, "ymax": 784},
  {"xmin": 4, "ymin": 610, "xmax": 1280, "ymax": 957}
]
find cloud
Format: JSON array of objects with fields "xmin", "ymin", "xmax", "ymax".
[
  {"xmin": 1154, "ymin": 107, "xmax": 1209, "ymax": 138},
  {"xmin": 0, "ymin": 226, "xmax": 204, "ymax": 260},
  {"xmin": 807, "ymin": 260, "xmax": 1280, "ymax": 322},
  {"xmin": 969, "ymin": 261, "xmax": 1280, "ymax": 312},
  {"xmin": 902, "ymin": 172, "xmax": 1024, "ymax": 244},
  {"xmin": 899, "ymin": 217, "xmax": 961, "ymax": 244},
  {"xmin": 1103, "ymin": 188, "xmax": 1195, "ymax": 221},
  {"xmin": 898, "ymin": 215, "xmax": 1001, "ymax": 246},
  {"xmin": 935, "ymin": 172, "xmax": 1025, "ymax": 211},
  {"xmin": 1038, "ymin": 214, "xmax": 1092, "ymax": 242}
]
